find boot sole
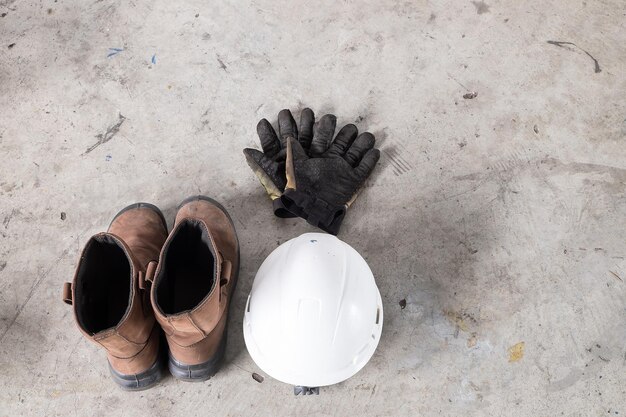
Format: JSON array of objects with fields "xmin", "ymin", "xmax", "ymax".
[
  {"xmin": 108, "ymin": 349, "xmax": 164, "ymax": 391},
  {"xmin": 168, "ymin": 195, "xmax": 240, "ymax": 382},
  {"xmin": 109, "ymin": 202, "xmax": 168, "ymax": 231}
]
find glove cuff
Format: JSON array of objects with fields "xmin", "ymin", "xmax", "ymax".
[
  {"xmin": 272, "ymin": 197, "xmax": 297, "ymax": 218},
  {"xmin": 280, "ymin": 189, "xmax": 346, "ymax": 235}
]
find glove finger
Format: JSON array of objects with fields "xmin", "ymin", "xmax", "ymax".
[
  {"xmin": 243, "ymin": 148, "xmax": 286, "ymax": 197},
  {"xmin": 256, "ymin": 119, "xmax": 281, "ymax": 157},
  {"xmin": 278, "ymin": 109, "xmax": 298, "ymax": 147},
  {"xmin": 345, "ymin": 132, "xmax": 375, "ymax": 167},
  {"xmin": 310, "ymin": 113, "xmax": 337, "ymax": 156},
  {"xmin": 326, "ymin": 123, "xmax": 358, "ymax": 157},
  {"xmin": 298, "ymin": 108, "xmax": 315, "ymax": 150},
  {"xmin": 353, "ymin": 148, "xmax": 381, "ymax": 180}
]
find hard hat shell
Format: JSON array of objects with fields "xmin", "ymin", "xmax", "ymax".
[{"xmin": 243, "ymin": 232, "xmax": 383, "ymax": 387}]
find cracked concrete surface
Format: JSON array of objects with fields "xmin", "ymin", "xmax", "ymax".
[{"xmin": 0, "ymin": 0, "xmax": 625, "ymax": 415}]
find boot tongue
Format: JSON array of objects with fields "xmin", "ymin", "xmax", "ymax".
[
  {"xmin": 74, "ymin": 233, "xmax": 135, "ymax": 336},
  {"xmin": 153, "ymin": 218, "xmax": 220, "ymax": 316}
]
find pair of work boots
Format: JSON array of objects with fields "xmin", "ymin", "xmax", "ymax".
[{"xmin": 61, "ymin": 196, "xmax": 239, "ymax": 390}]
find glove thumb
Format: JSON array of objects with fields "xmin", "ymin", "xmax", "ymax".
[
  {"xmin": 243, "ymin": 148, "xmax": 285, "ymax": 199},
  {"xmin": 243, "ymin": 148, "xmax": 276, "ymax": 176},
  {"xmin": 285, "ymin": 137, "xmax": 307, "ymax": 190}
]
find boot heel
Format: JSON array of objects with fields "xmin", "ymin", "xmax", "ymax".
[
  {"xmin": 108, "ymin": 355, "xmax": 164, "ymax": 391},
  {"xmin": 168, "ymin": 335, "xmax": 227, "ymax": 382},
  {"xmin": 110, "ymin": 202, "xmax": 168, "ymax": 231}
]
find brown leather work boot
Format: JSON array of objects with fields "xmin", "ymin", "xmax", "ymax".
[
  {"xmin": 62, "ymin": 203, "xmax": 168, "ymax": 390},
  {"xmin": 150, "ymin": 196, "xmax": 239, "ymax": 381}
]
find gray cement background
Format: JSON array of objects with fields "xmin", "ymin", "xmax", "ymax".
[{"xmin": 1, "ymin": 0, "xmax": 625, "ymax": 415}]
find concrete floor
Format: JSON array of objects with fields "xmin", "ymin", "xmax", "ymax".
[{"xmin": 1, "ymin": 0, "xmax": 625, "ymax": 415}]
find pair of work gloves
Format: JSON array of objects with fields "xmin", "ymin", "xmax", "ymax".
[{"xmin": 243, "ymin": 108, "xmax": 380, "ymax": 235}]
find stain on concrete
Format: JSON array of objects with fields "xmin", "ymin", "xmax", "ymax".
[
  {"xmin": 0, "ymin": 261, "xmax": 6, "ymax": 272},
  {"xmin": 548, "ymin": 367, "xmax": 583, "ymax": 391},
  {"xmin": 471, "ymin": 1, "xmax": 490, "ymax": 14},
  {"xmin": 508, "ymin": 342, "xmax": 525, "ymax": 362},
  {"xmin": 354, "ymin": 383, "xmax": 377, "ymax": 396},
  {"xmin": 1, "ymin": 182, "xmax": 18, "ymax": 194},
  {"xmin": 444, "ymin": 310, "xmax": 478, "ymax": 333},
  {"xmin": 541, "ymin": 158, "xmax": 626, "ymax": 182}
]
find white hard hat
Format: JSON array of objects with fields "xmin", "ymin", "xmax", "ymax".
[{"xmin": 243, "ymin": 232, "xmax": 383, "ymax": 388}]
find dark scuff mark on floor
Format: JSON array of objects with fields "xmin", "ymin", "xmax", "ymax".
[
  {"xmin": 448, "ymin": 73, "xmax": 478, "ymax": 99},
  {"xmin": 0, "ymin": 246, "xmax": 72, "ymax": 342},
  {"xmin": 609, "ymin": 271, "xmax": 623, "ymax": 281},
  {"xmin": 546, "ymin": 40, "xmax": 601, "ymax": 73},
  {"xmin": 0, "ymin": 261, "xmax": 6, "ymax": 272},
  {"xmin": 216, "ymin": 55, "xmax": 228, "ymax": 71},
  {"xmin": 384, "ymin": 147, "xmax": 413, "ymax": 177},
  {"xmin": 3, "ymin": 209, "xmax": 17, "ymax": 229},
  {"xmin": 460, "ymin": 240, "xmax": 478, "ymax": 254},
  {"xmin": 83, "ymin": 113, "xmax": 126, "ymax": 155}
]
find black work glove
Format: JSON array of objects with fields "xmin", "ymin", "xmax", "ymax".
[
  {"xmin": 243, "ymin": 108, "xmax": 337, "ymax": 217},
  {"xmin": 281, "ymin": 125, "xmax": 380, "ymax": 235}
]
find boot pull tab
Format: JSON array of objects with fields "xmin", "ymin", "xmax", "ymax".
[
  {"xmin": 139, "ymin": 261, "xmax": 158, "ymax": 290},
  {"xmin": 219, "ymin": 258, "xmax": 232, "ymax": 302},
  {"xmin": 62, "ymin": 282, "xmax": 73, "ymax": 305},
  {"xmin": 220, "ymin": 259, "xmax": 232, "ymax": 285}
]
